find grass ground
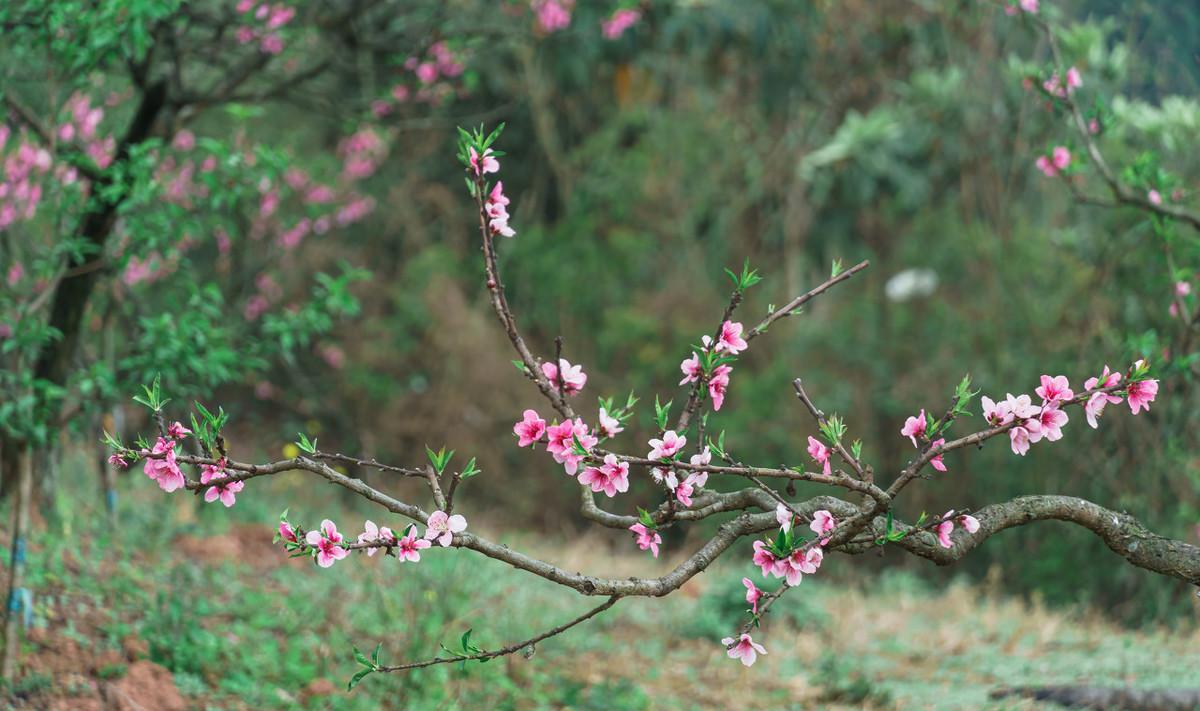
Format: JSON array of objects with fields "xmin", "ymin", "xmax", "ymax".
[{"xmin": 2, "ymin": 456, "xmax": 1199, "ymax": 710}]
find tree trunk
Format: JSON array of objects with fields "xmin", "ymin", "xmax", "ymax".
[{"xmin": 1, "ymin": 446, "xmax": 33, "ymax": 681}]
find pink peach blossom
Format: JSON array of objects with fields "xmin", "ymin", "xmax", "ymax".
[
  {"xmin": 358, "ymin": 520, "xmax": 396, "ymax": 556},
  {"xmin": 809, "ymin": 510, "xmax": 836, "ymax": 539},
  {"xmin": 929, "ymin": 438, "xmax": 947, "ymax": 472},
  {"xmin": 629, "ymin": 522, "xmax": 661, "ymax": 557},
  {"xmin": 775, "ymin": 503, "xmax": 792, "ymax": 532},
  {"xmin": 143, "ymin": 437, "xmax": 185, "ymax": 492},
  {"xmin": 679, "ymin": 352, "xmax": 703, "ymax": 385},
  {"xmin": 1127, "ymin": 378, "xmax": 1159, "ymax": 415},
  {"xmin": 1030, "ymin": 404, "xmax": 1068, "ymax": 442},
  {"xmin": 425, "ymin": 510, "xmax": 468, "ymax": 546},
  {"xmin": 201, "ymin": 460, "xmax": 243, "ymax": 507},
  {"xmin": 598, "ymin": 407, "xmax": 623, "ymax": 438},
  {"xmin": 935, "ymin": 519, "xmax": 955, "ymax": 548},
  {"xmin": 1035, "ymin": 374, "xmax": 1073, "ymax": 404},
  {"xmin": 784, "ymin": 547, "xmax": 823, "ymax": 585},
  {"xmin": 1084, "ymin": 365, "xmax": 1123, "ymax": 392},
  {"xmin": 279, "ymin": 521, "xmax": 298, "ymax": 543},
  {"xmin": 1004, "ymin": 393, "xmax": 1040, "ymax": 419},
  {"xmin": 807, "ymin": 436, "xmax": 831, "ymax": 476},
  {"xmin": 1009, "ymin": 426, "xmax": 1031, "ymax": 456},
  {"xmin": 900, "ymin": 409, "xmax": 927, "ymax": 447},
  {"xmin": 514, "ymin": 409, "xmax": 547, "ymax": 447},
  {"xmin": 708, "ymin": 364, "xmax": 731, "ymax": 411},
  {"xmin": 396, "ymin": 527, "xmax": 432, "ymax": 562},
  {"xmin": 721, "ymin": 634, "xmax": 766, "ymax": 667},
  {"xmin": 648, "ymin": 430, "xmax": 686, "ymax": 460},
  {"xmin": 716, "ymin": 321, "xmax": 748, "ymax": 354},
  {"xmin": 752, "ymin": 539, "xmax": 785, "ymax": 577},
  {"xmin": 1084, "ymin": 391, "xmax": 1110, "ymax": 428},
  {"xmin": 546, "ymin": 418, "xmax": 596, "ymax": 475},
  {"xmin": 742, "ymin": 577, "xmax": 763, "ymax": 614},
  {"xmin": 668, "ymin": 471, "xmax": 700, "ymax": 507},
  {"xmin": 542, "ymin": 358, "xmax": 587, "ymax": 395},
  {"xmin": 579, "ymin": 454, "xmax": 630, "ymax": 497},
  {"xmin": 306, "ymin": 519, "xmax": 348, "ymax": 567},
  {"xmin": 468, "ymin": 146, "xmax": 499, "ymax": 176},
  {"xmin": 982, "ymin": 395, "xmax": 1014, "ymax": 426}
]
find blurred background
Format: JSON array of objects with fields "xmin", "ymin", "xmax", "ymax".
[{"xmin": 2, "ymin": 0, "xmax": 1200, "ymax": 708}]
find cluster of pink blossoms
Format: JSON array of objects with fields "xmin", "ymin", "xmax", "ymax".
[
  {"xmin": 934, "ymin": 511, "xmax": 980, "ymax": 549},
  {"xmin": 486, "ymin": 182, "xmax": 515, "ymax": 237},
  {"xmin": 1035, "ymin": 146, "xmax": 1071, "ymax": 178},
  {"xmin": 643, "ymin": 432, "xmax": 712, "ymax": 508},
  {"xmin": 514, "ymin": 402, "xmax": 623, "ymax": 490},
  {"xmin": 750, "ymin": 512, "xmax": 829, "ymax": 587},
  {"xmin": 138, "ymin": 421, "xmax": 193, "ymax": 493},
  {"xmin": 601, "ymin": 9, "xmax": 641, "ymax": 39},
  {"xmin": 806, "ymin": 436, "xmax": 832, "ymax": 475},
  {"xmin": 201, "ymin": 458, "xmax": 245, "ymax": 507},
  {"xmin": 727, "ymin": 507, "xmax": 837, "ymax": 665},
  {"xmin": 372, "ymin": 42, "xmax": 468, "ymax": 116},
  {"xmin": 899, "ymin": 364, "xmax": 1158, "ymax": 464},
  {"xmin": 1, "ymin": 91, "xmax": 114, "ymax": 233},
  {"xmin": 531, "ymin": 0, "xmax": 572, "ymax": 33},
  {"xmin": 281, "ymin": 509, "xmax": 468, "ymax": 568},
  {"xmin": 679, "ymin": 320, "xmax": 748, "ymax": 411},
  {"xmin": 234, "ymin": 0, "xmax": 295, "ymax": 54},
  {"xmin": 1043, "ymin": 67, "xmax": 1082, "ymax": 98},
  {"xmin": 580, "ymin": 453, "xmax": 631, "ymax": 497},
  {"xmin": 0, "ymin": 131, "xmax": 53, "ymax": 230},
  {"xmin": 338, "ymin": 128, "xmax": 388, "ymax": 180},
  {"xmin": 628, "ymin": 522, "xmax": 661, "ymax": 557},
  {"xmin": 546, "ymin": 417, "xmax": 598, "ymax": 475},
  {"xmin": 529, "ymin": 1, "xmax": 646, "ymax": 40},
  {"xmin": 469, "ymin": 147, "xmax": 518, "ymax": 238}
]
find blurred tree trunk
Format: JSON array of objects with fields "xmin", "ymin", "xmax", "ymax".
[{"xmin": 1, "ymin": 445, "xmax": 32, "ymax": 681}]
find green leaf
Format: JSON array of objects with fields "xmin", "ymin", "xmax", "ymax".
[
  {"xmin": 637, "ymin": 507, "xmax": 656, "ymax": 528},
  {"xmin": 654, "ymin": 396, "xmax": 672, "ymax": 431},
  {"xmin": 296, "ymin": 433, "xmax": 317, "ymax": 454},
  {"xmin": 772, "ymin": 528, "xmax": 789, "ymax": 556},
  {"xmin": 348, "ymin": 668, "xmax": 373, "ymax": 691}
]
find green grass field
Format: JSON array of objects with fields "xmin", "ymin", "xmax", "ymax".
[{"xmin": 3, "ymin": 460, "xmax": 1199, "ymax": 710}]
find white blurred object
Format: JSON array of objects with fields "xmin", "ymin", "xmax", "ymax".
[{"xmin": 885, "ymin": 268, "xmax": 939, "ymax": 302}]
